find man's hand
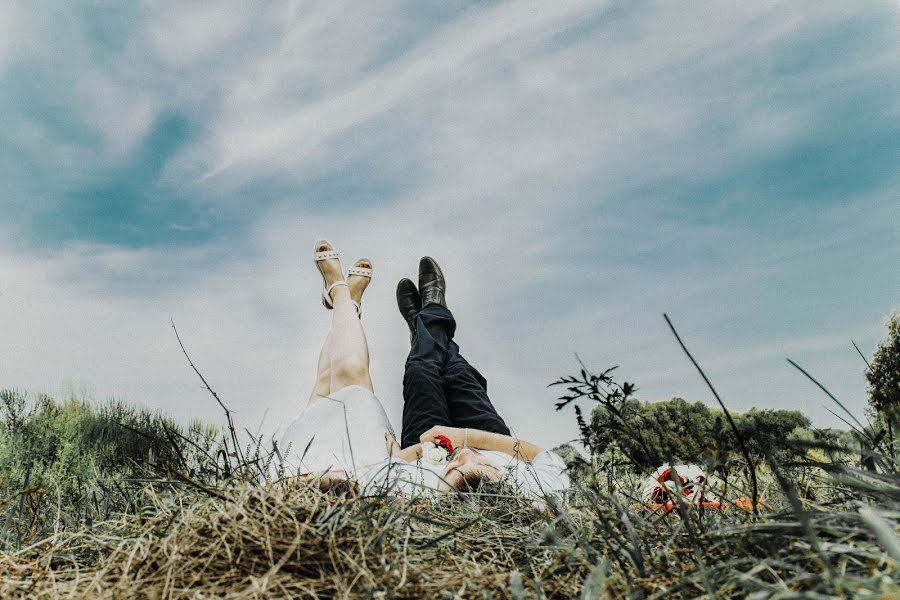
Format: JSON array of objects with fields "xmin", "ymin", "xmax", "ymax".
[
  {"xmin": 419, "ymin": 427, "xmax": 545, "ymax": 463},
  {"xmin": 419, "ymin": 425, "xmax": 467, "ymax": 450}
]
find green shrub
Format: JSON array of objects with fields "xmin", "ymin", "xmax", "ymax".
[
  {"xmin": 0, "ymin": 389, "xmax": 220, "ymax": 547},
  {"xmin": 552, "ymin": 369, "xmax": 814, "ymax": 470}
]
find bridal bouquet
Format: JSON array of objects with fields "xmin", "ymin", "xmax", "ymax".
[{"xmin": 422, "ymin": 435, "xmax": 454, "ymax": 465}]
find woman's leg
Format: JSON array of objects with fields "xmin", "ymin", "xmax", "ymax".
[
  {"xmin": 327, "ymin": 282, "xmax": 374, "ymax": 392},
  {"xmin": 313, "ymin": 242, "xmax": 374, "ymax": 394},
  {"xmin": 308, "ymin": 329, "xmax": 333, "ymax": 401}
]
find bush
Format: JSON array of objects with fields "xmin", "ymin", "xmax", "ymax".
[
  {"xmin": 0, "ymin": 389, "xmax": 220, "ymax": 547},
  {"xmin": 551, "ymin": 369, "xmax": 812, "ymax": 470},
  {"xmin": 866, "ymin": 312, "xmax": 900, "ymax": 413}
]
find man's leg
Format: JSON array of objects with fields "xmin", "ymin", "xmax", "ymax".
[
  {"xmin": 443, "ymin": 331, "xmax": 511, "ymax": 437},
  {"xmin": 401, "ymin": 305, "xmax": 454, "ymax": 447},
  {"xmin": 403, "ymin": 304, "xmax": 510, "ymax": 443}
]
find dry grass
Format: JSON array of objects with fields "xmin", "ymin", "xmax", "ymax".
[
  {"xmin": 0, "ymin": 468, "xmax": 896, "ymax": 599},
  {"xmin": 0, "ymin": 484, "xmax": 577, "ymax": 598}
]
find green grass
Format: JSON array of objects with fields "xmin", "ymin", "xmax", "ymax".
[{"xmin": 0, "ymin": 389, "xmax": 897, "ymax": 598}]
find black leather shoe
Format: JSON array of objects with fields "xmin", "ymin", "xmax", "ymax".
[
  {"xmin": 396, "ymin": 278, "xmax": 421, "ymax": 338},
  {"xmin": 418, "ymin": 256, "xmax": 446, "ymax": 309}
]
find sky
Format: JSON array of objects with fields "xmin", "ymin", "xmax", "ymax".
[{"xmin": 1, "ymin": 1, "xmax": 898, "ymax": 450}]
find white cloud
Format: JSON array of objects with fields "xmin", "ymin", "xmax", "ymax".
[
  {"xmin": 145, "ymin": 2, "xmax": 247, "ymax": 67},
  {"xmin": 0, "ymin": 3, "xmax": 19, "ymax": 72},
  {"xmin": 203, "ymin": 1, "xmax": 608, "ymax": 180},
  {"xmin": 1, "ymin": 1, "xmax": 898, "ymax": 451}
]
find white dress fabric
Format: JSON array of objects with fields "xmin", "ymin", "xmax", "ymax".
[
  {"xmin": 360, "ymin": 458, "xmax": 444, "ymax": 495},
  {"xmin": 362, "ymin": 449, "xmax": 570, "ymax": 501},
  {"xmin": 479, "ymin": 449, "xmax": 570, "ymax": 499},
  {"xmin": 280, "ymin": 385, "xmax": 394, "ymax": 475}
]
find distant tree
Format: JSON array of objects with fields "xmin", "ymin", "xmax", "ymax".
[
  {"xmin": 584, "ymin": 397, "xmax": 716, "ymax": 468},
  {"xmin": 551, "ymin": 365, "xmax": 812, "ymax": 470},
  {"xmin": 582, "ymin": 397, "xmax": 810, "ymax": 469},
  {"xmin": 866, "ymin": 311, "xmax": 900, "ymax": 416},
  {"xmin": 734, "ymin": 408, "xmax": 811, "ymax": 461}
]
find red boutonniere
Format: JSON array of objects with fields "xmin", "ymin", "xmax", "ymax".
[{"xmin": 434, "ymin": 435, "xmax": 454, "ymax": 453}]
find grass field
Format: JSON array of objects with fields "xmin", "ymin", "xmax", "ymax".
[{"xmin": 0, "ymin": 387, "xmax": 897, "ymax": 598}]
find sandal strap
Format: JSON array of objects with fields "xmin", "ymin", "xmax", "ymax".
[
  {"xmin": 347, "ymin": 266, "xmax": 373, "ymax": 278},
  {"xmin": 325, "ymin": 280, "xmax": 348, "ymax": 295},
  {"xmin": 315, "ymin": 250, "xmax": 340, "ymax": 261}
]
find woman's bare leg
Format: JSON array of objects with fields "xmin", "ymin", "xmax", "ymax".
[
  {"xmin": 328, "ymin": 266, "xmax": 374, "ymax": 392},
  {"xmin": 308, "ymin": 329, "xmax": 333, "ymax": 401},
  {"xmin": 312, "ymin": 243, "xmax": 374, "ymax": 396}
]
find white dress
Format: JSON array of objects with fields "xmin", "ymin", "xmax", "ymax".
[{"xmin": 280, "ymin": 385, "xmax": 395, "ymax": 475}]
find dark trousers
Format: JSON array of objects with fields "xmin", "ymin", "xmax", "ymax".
[{"xmin": 401, "ymin": 304, "xmax": 511, "ymax": 448}]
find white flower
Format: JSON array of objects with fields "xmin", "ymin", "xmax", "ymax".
[{"xmin": 422, "ymin": 442, "xmax": 449, "ymax": 465}]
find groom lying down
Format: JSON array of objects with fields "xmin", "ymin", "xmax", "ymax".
[{"xmin": 280, "ymin": 243, "xmax": 569, "ymax": 499}]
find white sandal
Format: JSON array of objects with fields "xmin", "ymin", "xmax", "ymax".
[
  {"xmin": 314, "ymin": 239, "xmax": 348, "ymax": 310},
  {"xmin": 348, "ymin": 258, "xmax": 373, "ymax": 280},
  {"xmin": 347, "ymin": 258, "xmax": 373, "ymax": 318}
]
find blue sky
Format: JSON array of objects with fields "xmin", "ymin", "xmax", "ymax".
[{"xmin": 1, "ymin": 1, "xmax": 898, "ymax": 449}]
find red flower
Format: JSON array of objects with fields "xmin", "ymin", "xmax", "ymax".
[{"xmin": 434, "ymin": 435, "xmax": 454, "ymax": 453}]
